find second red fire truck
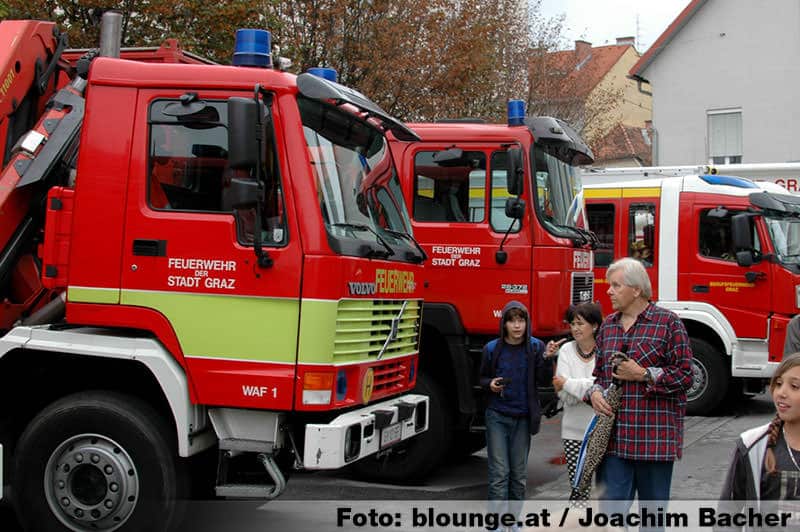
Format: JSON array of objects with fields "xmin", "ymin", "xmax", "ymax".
[
  {"xmin": 583, "ymin": 171, "xmax": 800, "ymax": 414},
  {"xmin": 355, "ymin": 106, "xmax": 596, "ymax": 482}
]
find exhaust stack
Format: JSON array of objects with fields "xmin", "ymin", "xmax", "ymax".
[{"xmin": 99, "ymin": 11, "xmax": 122, "ymax": 58}]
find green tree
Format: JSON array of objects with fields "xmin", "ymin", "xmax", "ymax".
[
  {"xmin": 3, "ymin": 0, "xmax": 574, "ymax": 125},
  {"xmin": 5, "ymin": 0, "xmax": 277, "ymax": 63}
]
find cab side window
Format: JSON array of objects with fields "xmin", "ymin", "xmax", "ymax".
[
  {"xmin": 489, "ymin": 151, "xmax": 520, "ymax": 233},
  {"xmin": 413, "ymin": 151, "xmax": 485, "ymax": 223},
  {"xmin": 148, "ymin": 100, "xmax": 229, "ymax": 212},
  {"xmin": 587, "ymin": 203, "xmax": 615, "ymax": 267},
  {"xmin": 698, "ymin": 209, "xmax": 757, "ymax": 261},
  {"xmin": 628, "ymin": 203, "xmax": 655, "ymax": 267},
  {"xmin": 148, "ymin": 98, "xmax": 286, "ymax": 246}
]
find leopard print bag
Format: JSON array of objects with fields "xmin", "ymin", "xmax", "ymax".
[{"xmin": 572, "ymin": 352, "xmax": 628, "ymax": 493}]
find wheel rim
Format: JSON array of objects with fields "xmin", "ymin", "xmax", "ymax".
[
  {"xmin": 44, "ymin": 433, "xmax": 139, "ymax": 532},
  {"xmin": 687, "ymin": 357, "xmax": 709, "ymax": 402}
]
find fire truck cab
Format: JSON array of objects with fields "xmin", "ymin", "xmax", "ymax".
[
  {"xmin": 0, "ymin": 16, "xmax": 428, "ymax": 531},
  {"xmin": 584, "ymin": 173, "xmax": 800, "ymax": 414},
  {"xmin": 366, "ymin": 109, "xmax": 595, "ymax": 482}
]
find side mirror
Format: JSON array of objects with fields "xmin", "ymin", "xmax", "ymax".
[
  {"xmin": 731, "ymin": 213, "xmax": 753, "ymax": 250},
  {"xmin": 735, "ymin": 250, "xmax": 754, "ymax": 267},
  {"xmin": 507, "ymin": 147, "xmax": 524, "ymax": 196},
  {"xmin": 222, "ymin": 177, "xmax": 259, "ymax": 211},
  {"xmin": 227, "ymin": 97, "xmax": 262, "ymax": 170},
  {"xmin": 505, "ymin": 197, "xmax": 526, "ymax": 219}
]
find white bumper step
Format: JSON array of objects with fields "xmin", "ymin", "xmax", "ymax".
[{"xmin": 303, "ymin": 393, "xmax": 428, "ymax": 469}]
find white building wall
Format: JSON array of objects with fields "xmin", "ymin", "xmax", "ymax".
[{"xmin": 643, "ymin": 0, "xmax": 800, "ymax": 165}]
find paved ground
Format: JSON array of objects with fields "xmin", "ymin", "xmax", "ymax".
[{"xmin": 0, "ymin": 392, "xmax": 775, "ymax": 530}]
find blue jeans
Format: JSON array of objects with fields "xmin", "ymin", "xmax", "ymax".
[
  {"xmin": 485, "ymin": 408, "xmax": 531, "ymax": 521},
  {"xmin": 597, "ymin": 455, "xmax": 674, "ymax": 532}
]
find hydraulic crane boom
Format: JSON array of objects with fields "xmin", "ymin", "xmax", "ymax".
[{"xmin": 0, "ymin": 20, "xmax": 67, "ymax": 167}]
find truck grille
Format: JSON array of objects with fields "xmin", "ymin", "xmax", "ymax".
[
  {"xmin": 333, "ymin": 299, "xmax": 422, "ymax": 360},
  {"xmin": 571, "ymin": 272, "xmax": 594, "ymax": 305},
  {"xmin": 372, "ymin": 359, "xmax": 409, "ymax": 395}
]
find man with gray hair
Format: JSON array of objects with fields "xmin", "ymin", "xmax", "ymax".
[{"xmin": 587, "ymin": 258, "xmax": 693, "ymax": 530}]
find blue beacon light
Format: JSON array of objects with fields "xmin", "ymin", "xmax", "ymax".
[
  {"xmin": 507, "ymin": 99, "xmax": 526, "ymax": 126},
  {"xmin": 307, "ymin": 67, "xmax": 338, "ymax": 82},
  {"xmin": 233, "ymin": 29, "xmax": 272, "ymax": 68}
]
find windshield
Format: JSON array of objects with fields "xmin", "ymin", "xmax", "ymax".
[
  {"xmin": 766, "ymin": 216, "xmax": 800, "ymax": 264},
  {"xmin": 532, "ymin": 146, "xmax": 587, "ymax": 237},
  {"xmin": 298, "ymin": 96, "xmax": 419, "ymax": 261}
]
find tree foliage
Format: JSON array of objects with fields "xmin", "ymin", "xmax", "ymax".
[
  {"xmin": 3, "ymin": 0, "xmax": 616, "ymax": 132},
  {"xmin": 5, "ymin": 0, "xmax": 274, "ymax": 63},
  {"xmin": 271, "ymin": 0, "xmax": 529, "ymax": 122},
  {"xmin": 526, "ymin": 6, "xmax": 622, "ymax": 143}
]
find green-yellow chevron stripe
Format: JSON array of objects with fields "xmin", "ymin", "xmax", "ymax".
[{"xmin": 119, "ymin": 289, "xmax": 299, "ymax": 362}]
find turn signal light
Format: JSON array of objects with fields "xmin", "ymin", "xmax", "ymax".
[{"xmin": 303, "ymin": 372, "xmax": 334, "ymax": 390}]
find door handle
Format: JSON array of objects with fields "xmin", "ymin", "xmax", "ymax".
[
  {"xmin": 692, "ymin": 285, "xmax": 709, "ymax": 293},
  {"xmin": 133, "ymin": 239, "xmax": 167, "ymax": 257},
  {"xmin": 744, "ymin": 271, "xmax": 767, "ymax": 283}
]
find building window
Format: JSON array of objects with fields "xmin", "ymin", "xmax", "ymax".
[{"xmin": 708, "ymin": 109, "xmax": 742, "ymax": 165}]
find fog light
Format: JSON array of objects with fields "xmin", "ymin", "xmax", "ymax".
[
  {"xmin": 344, "ymin": 423, "xmax": 362, "ymax": 462},
  {"xmin": 414, "ymin": 403, "xmax": 427, "ymax": 432}
]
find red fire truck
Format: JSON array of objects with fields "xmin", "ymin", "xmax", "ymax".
[
  {"xmin": 357, "ymin": 110, "xmax": 595, "ymax": 482},
  {"xmin": 0, "ymin": 14, "xmax": 428, "ymax": 531},
  {"xmin": 583, "ymin": 171, "xmax": 800, "ymax": 414}
]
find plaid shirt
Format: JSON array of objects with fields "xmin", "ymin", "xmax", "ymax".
[{"xmin": 591, "ymin": 302, "xmax": 693, "ymax": 461}]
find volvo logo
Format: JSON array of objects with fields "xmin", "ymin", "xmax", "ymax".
[{"xmin": 376, "ymin": 300, "xmax": 409, "ymax": 360}]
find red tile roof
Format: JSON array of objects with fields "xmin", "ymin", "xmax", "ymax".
[
  {"xmin": 537, "ymin": 44, "xmax": 631, "ymax": 98},
  {"xmin": 592, "ymin": 123, "xmax": 653, "ymax": 166},
  {"xmin": 629, "ymin": 0, "xmax": 707, "ymax": 80}
]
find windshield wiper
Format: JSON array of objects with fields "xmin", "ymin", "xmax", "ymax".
[
  {"xmin": 551, "ymin": 222, "xmax": 594, "ymax": 248},
  {"xmin": 382, "ymin": 228, "xmax": 428, "ymax": 263},
  {"xmin": 329, "ymin": 223, "xmax": 396, "ymax": 258},
  {"xmin": 572, "ymin": 225, "xmax": 599, "ymax": 249}
]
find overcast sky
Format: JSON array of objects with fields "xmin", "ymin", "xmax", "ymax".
[{"xmin": 538, "ymin": 0, "xmax": 692, "ymax": 52}]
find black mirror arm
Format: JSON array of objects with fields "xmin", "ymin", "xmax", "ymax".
[
  {"xmin": 495, "ymin": 218, "xmax": 518, "ymax": 265},
  {"xmin": 252, "ymin": 85, "xmax": 273, "ymax": 269}
]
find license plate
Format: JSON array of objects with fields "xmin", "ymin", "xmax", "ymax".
[{"xmin": 379, "ymin": 422, "xmax": 402, "ymax": 448}]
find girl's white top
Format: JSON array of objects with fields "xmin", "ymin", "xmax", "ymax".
[{"xmin": 556, "ymin": 340, "xmax": 597, "ymax": 440}]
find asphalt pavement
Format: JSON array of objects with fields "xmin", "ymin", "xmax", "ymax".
[{"xmin": 0, "ymin": 391, "xmax": 776, "ymax": 531}]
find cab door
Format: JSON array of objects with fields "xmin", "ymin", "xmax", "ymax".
[
  {"xmin": 680, "ymin": 203, "xmax": 771, "ymax": 339},
  {"xmin": 408, "ymin": 143, "xmax": 532, "ymax": 335},
  {"xmin": 119, "ymin": 89, "xmax": 303, "ymax": 409}
]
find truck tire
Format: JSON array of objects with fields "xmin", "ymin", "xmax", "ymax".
[
  {"xmin": 450, "ymin": 430, "xmax": 486, "ymax": 458},
  {"xmin": 350, "ymin": 373, "xmax": 452, "ymax": 484},
  {"xmin": 13, "ymin": 391, "xmax": 183, "ymax": 532},
  {"xmin": 686, "ymin": 338, "xmax": 728, "ymax": 415}
]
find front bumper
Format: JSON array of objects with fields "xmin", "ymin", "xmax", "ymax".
[{"xmin": 303, "ymin": 393, "xmax": 428, "ymax": 469}]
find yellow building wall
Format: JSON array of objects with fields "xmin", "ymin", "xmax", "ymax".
[{"xmin": 583, "ymin": 47, "xmax": 652, "ymax": 141}]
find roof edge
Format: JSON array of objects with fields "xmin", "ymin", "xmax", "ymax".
[{"xmin": 629, "ymin": 0, "xmax": 708, "ymax": 80}]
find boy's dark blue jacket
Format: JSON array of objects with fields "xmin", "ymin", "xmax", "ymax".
[{"xmin": 478, "ymin": 300, "xmax": 553, "ymax": 435}]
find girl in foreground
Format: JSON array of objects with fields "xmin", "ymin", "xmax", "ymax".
[{"xmin": 719, "ymin": 352, "xmax": 800, "ymax": 522}]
